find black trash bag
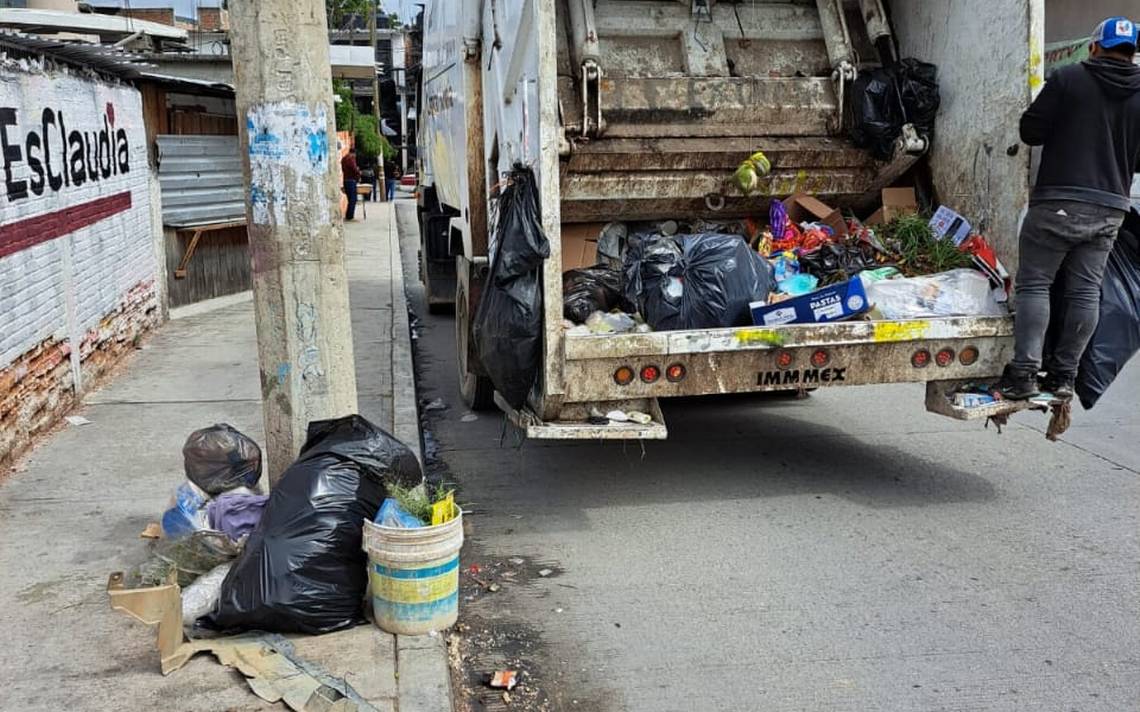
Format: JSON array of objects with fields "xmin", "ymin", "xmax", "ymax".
[
  {"xmin": 183, "ymin": 424, "xmax": 262, "ymax": 494},
  {"xmin": 562, "ymin": 266, "xmax": 629, "ymax": 324},
  {"xmin": 472, "ymin": 166, "xmax": 550, "ymax": 409},
  {"xmin": 624, "ymin": 232, "xmax": 773, "ymax": 331},
  {"xmin": 798, "ymin": 242, "xmax": 879, "ymax": 286},
  {"xmin": 896, "ymin": 59, "xmax": 940, "ymax": 136},
  {"xmin": 207, "ymin": 415, "xmax": 422, "ymax": 635},
  {"xmin": 850, "ymin": 59, "xmax": 940, "ymax": 160},
  {"xmin": 850, "ymin": 67, "xmax": 904, "ymax": 161},
  {"xmin": 1076, "ymin": 210, "xmax": 1140, "ymax": 409}
]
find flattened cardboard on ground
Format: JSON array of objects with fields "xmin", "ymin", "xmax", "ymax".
[
  {"xmin": 107, "ymin": 572, "xmax": 380, "ymax": 711},
  {"xmin": 784, "ymin": 193, "xmax": 848, "ymax": 236},
  {"xmin": 560, "ymin": 222, "xmax": 605, "ymax": 270}
]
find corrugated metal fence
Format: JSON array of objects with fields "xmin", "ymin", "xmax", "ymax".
[{"xmin": 156, "ymin": 134, "xmax": 245, "ymax": 227}]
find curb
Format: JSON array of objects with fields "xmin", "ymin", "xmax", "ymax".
[
  {"xmin": 384, "ymin": 200, "xmax": 453, "ymax": 712},
  {"xmin": 387, "ymin": 204, "xmax": 423, "ymax": 466}
]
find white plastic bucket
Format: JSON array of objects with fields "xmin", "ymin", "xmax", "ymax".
[{"xmin": 362, "ymin": 510, "xmax": 463, "ymax": 635}]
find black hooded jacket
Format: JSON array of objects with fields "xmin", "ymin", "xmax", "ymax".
[{"xmin": 1021, "ymin": 56, "xmax": 1140, "ymax": 211}]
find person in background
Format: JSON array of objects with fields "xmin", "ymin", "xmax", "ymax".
[
  {"xmin": 997, "ymin": 16, "xmax": 1140, "ymax": 401},
  {"xmin": 360, "ymin": 154, "xmax": 378, "ymax": 202},
  {"xmin": 385, "ymin": 158, "xmax": 400, "ymax": 202},
  {"xmin": 341, "ymin": 147, "xmax": 361, "ymax": 221}
]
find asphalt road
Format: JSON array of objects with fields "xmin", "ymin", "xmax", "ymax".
[{"xmin": 395, "ymin": 203, "xmax": 1139, "ymax": 712}]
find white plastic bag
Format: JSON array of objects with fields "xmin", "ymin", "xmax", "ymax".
[
  {"xmin": 865, "ymin": 269, "xmax": 1006, "ymax": 319},
  {"xmin": 181, "ymin": 561, "xmax": 233, "ymax": 627}
]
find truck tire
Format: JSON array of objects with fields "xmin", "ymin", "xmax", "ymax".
[{"xmin": 456, "ymin": 261, "xmax": 495, "ymax": 410}]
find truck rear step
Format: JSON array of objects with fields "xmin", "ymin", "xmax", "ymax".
[{"xmin": 494, "ymin": 395, "xmax": 668, "ymax": 440}]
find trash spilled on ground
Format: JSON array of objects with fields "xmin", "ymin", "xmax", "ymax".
[{"xmin": 107, "ymin": 415, "xmax": 466, "ymax": 707}]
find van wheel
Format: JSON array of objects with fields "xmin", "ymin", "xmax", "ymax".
[{"xmin": 456, "ymin": 264, "xmax": 494, "ymax": 410}]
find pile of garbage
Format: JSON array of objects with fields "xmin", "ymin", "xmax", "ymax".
[
  {"xmin": 560, "ymin": 187, "xmax": 1010, "ymax": 332},
  {"xmin": 129, "ymin": 415, "xmax": 430, "ymax": 636}
]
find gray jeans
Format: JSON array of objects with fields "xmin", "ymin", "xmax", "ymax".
[{"xmin": 1012, "ymin": 200, "xmax": 1124, "ymax": 375}]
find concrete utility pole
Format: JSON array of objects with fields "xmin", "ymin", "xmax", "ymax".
[
  {"xmin": 370, "ymin": 0, "xmax": 386, "ymax": 202},
  {"xmin": 228, "ymin": 0, "xmax": 359, "ymax": 483}
]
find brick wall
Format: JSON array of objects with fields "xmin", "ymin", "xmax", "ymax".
[
  {"xmin": 197, "ymin": 7, "xmax": 229, "ymax": 32},
  {"xmin": 0, "ymin": 65, "xmax": 159, "ymax": 468},
  {"xmin": 121, "ymin": 7, "xmax": 177, "ymax": 27}
]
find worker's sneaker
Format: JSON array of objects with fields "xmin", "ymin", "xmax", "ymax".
[
  {"xmin": 995, "ymin": 365, "xmax": 1040, "ymax": 400},
  {"xmin": 1040, "ymin": 372, "xmax": 1075, "ymax": 401}
]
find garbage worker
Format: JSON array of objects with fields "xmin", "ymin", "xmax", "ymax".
[{"xmin": 998, "ymin": 17, "xmax": 1140, "ymax": 400}]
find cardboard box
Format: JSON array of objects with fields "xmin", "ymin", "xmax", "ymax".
[
  {"xmin": 784, "ymin": 193, "xmax": 848, "ymax": 237},
  {"xmin": 750, "ymin": 277, "xmax": 869, "ymax": 326},
  {"xmin": 866, "ymin": 187, "xmax": 919, "ymax": 225},
  {"xmin": 560, "ymin": 222, "xmax": 605, "ymax": 270},
  {"xmin": 929, "ymin": 206, "xmax": 972, "ymax": 245}
]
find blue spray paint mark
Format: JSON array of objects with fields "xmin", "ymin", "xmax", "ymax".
[
  {"xmin": 305, "ymin": 128, "xmax": 328, "ymax": 167},
  {"xmin": 276, "ymin": 362, "xmax": 291, "ymax": 385}
]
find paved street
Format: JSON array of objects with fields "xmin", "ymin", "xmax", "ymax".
[{"xmin": 396, "ymin": 204, "xmax": 1140, "ymax": 712}]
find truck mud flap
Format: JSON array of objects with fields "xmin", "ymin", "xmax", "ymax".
[
  {"xmin": 924, "ymin": 380, "xmax": 1052, "ymax": 421},
  {"xmin": 493, "ymin": 395, "xmax": 668, "ymax": 440}
]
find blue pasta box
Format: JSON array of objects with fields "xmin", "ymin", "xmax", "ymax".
[{"xmin": 750, "ymin": 277, "xmax": 869, "ymax": 326}]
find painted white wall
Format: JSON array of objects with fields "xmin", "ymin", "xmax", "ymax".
[
  {"xmin": 890, "ymin": 0, "xmax": 1045, "ymax": 275},
  {"xmin": 0, "ymin": 64, "xmax": 155, "ymax": 374}
]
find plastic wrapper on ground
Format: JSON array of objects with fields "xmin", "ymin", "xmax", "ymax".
[
  {"xmin": 865, "ymin": 269, "xmax": 1005, "ymax": 320},
  {"xmin": 182, "ymin": 561, "xmax": 233, "ymax": 627},
  {"xmin": 182, "ymin": 424, "xmax": 263, "ymax": 495},
  {"xmin": 161, "ymin": 481, "xmax": 211, "ymax": 539},
  {"xmin": 207, "ymin": 415, "xmax": 423, "ymax": 635},
  {"xmin": 624, "ymin": 232, "xmax": 773, "ymax": 331}
]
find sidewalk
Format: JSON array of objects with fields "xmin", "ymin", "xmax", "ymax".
[{"xmin": 0, "ymin": 199, "xmax": 451, "ymax": 712}]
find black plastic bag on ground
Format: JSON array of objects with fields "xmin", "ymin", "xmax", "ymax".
[
  {"xmin": 472, "ymin": 166, "xmax": 550, "ymax": 409},
  {"xmin": 562, "ymin": 266, "xmax": 628, "ymax": 324},
  {"xmin": 623, "ymin": 232, "xmax": 773, "ymax": 331},
  {"xmin": 1076, "ymin": 210, "xmax": 1140, "ymax": 409},
  {"xmin": 183, "ymin": 424, "xmax": 262, "ymax": 494},
  {"xmin": 207, "ymin": 415, "xmax": 422, "ymax": 635}
]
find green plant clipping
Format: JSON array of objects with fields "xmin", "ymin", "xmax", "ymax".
[
  {"xmin": 386, "ymin": 482, "xmax": 453, "ymax": 525},
  {"xmin": 880, "ymin": 214, "xmax": 973, "ymax": 276}
]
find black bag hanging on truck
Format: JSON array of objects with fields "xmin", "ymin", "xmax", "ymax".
[
  {"xmin": 182, "ymin": 424, "xmax": 263, "ymax": 495},
  {"xmin": 849, "ymin": 67, "xmax": 905, "ymax": 161},
  {"xmin": 849, "ymin": 59, "xmax": 940, "ymax": 161},
  {"xmin": 895, "ymin": 59, "xmax": 941, "ymax": 137},
  {"xmin": 207, "ymin": 415, "xmax": 422, "ymax": 635},
  {"xmin": 624, "ymin": 232, "xmax": 773, "ymax": 331},
  {"xmin": 472, "ymin": 166, "xmax": 550, "ymax": 409},
  {"xmin": 1076, "ymin": 208, "xmax": 1140, "ymax": 410}
]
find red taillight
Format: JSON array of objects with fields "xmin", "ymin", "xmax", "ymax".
[
  {"xmin": 666, "ymin": 363, "xmax": 686, "ymax": 382},
  {"xmin": 912, "ymin": 349, "xmax": 931, "ymax": 368},
  {"xmin": 936, "ymin": 348, "xmax": 956, "ymax": 367},
  {"xmin": 640, "ymin": 365, "xmax": 661, "ymax": 383},
  {"xmin": 810, "ymin": 349, "xmax": 830, "ymax": 368},
  {"xmin": 614, "ymin": 366, "xmax": 634, "ymax": 386},
  {"xmin": 775, "ymin": 350, "xmax": 794, "ymax": 369},
  {"xmin": 959, "ymin": 346, "xmax": 979, "ymax": 366}
]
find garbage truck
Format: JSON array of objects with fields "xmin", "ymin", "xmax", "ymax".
[{"xmin": 416, "ymin": 0, "xmax": 1046, "ymax": 438}]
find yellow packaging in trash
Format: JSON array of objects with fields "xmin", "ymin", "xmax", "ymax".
[{"xmin": 431, "ymin": 491, "xmax": 456, "ymax": 526}]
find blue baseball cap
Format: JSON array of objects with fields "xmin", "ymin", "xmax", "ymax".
[{"xmin": 1092, "ymin": 16, "xmax": 1138, "ymax": 49}]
